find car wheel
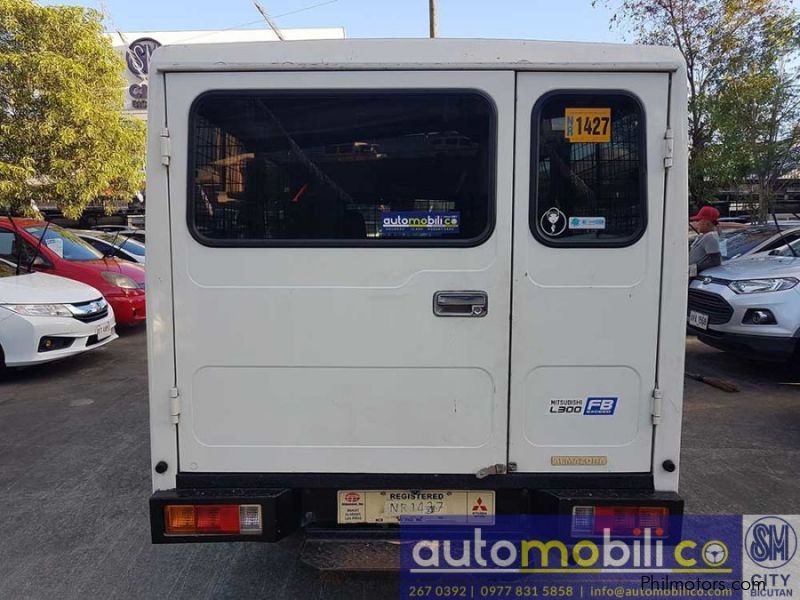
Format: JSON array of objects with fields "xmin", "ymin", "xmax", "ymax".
[{"xmin": 0, "ymin": 344, "xmax": 6, "ymax": 375}]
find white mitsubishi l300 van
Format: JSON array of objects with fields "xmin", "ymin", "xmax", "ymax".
[{"xmin": 143, "ymin": 39, "xmax": 689, "ymax": 559}]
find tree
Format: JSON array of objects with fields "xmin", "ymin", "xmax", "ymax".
[
  {"xmin": 711, "ymin": 8, "xmax": 800, "ymax": 220},
  {"xmin": 595, "ymin": 0, "xmax": 799, "ymax": 208},
  {"xmin": 0, "ymin": 0, "xmax": 145, "ymax": 218}
]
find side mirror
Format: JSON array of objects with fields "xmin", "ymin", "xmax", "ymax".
[
  {"xmin": 769, "ymin": 249, "xmax": 781, "ymax": 256},
  {"xmin": 32, "ymin": 255, "xmax": 51, "ymax": 268}
]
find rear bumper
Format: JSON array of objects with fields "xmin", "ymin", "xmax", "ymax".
[
  {"xmin": 107, "ymin": 293, "xmax": 146, "ymax": 326},
  {"xmin": 150, "ymin": 472, "xmax": 683, "ymax": 546},
  {"xmin": 689, "ymin": 325, "xmax": 798, "ymax": 360}
]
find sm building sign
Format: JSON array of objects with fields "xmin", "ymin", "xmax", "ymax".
[
  {"xmin": 124, "ymin": 37, "xmax": 159, "ymax": 112},
  {"xmin": 109, "ymin": 28, "xmax": 346, "ymax": 119}
]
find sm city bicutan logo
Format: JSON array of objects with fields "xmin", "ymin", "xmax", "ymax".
[
  {"xmin": 746, "ymin": 517, "xmax": 798, "ymax": 569},
  {"xmin": 409, "ymin": 528, "xmax": 732, "ymax": 574}
]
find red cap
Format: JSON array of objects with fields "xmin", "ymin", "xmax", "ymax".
[{"xmin": 690, "ymin": 206, "xmax": 720, "ymax": 223}]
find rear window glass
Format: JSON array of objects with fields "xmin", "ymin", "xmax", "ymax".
[
  {"xmin": 189, "ymin": 91, "xmax": 496, "ymax": 246},
  {"xmin": 530, "ymin": 92, "xmax": 646, "ymax": 247}
]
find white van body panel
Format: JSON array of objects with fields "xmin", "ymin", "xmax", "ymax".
[
  {"xmin": 509, "ymin": 72, "xmax": 669, "ymax": 472},
  {"xmin": 146, "ymin": 39, "xmax": 687, "ymax": 493},
  {"xmin": 164, "ymin": 70, "xmax": 514, "ymax": 474}
]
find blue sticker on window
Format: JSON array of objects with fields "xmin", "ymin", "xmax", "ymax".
[
  {"xmin": 380, "ymin": 211, "xmax": 460, "ymax": 237},
  {"xmin": 584, "ymin": 397, "xmax": 617, "ymax": 415}
]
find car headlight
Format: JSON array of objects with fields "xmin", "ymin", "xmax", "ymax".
[
  {"xmin": 100, "ymin": 271, "xmax": 140, "ymax": 289},
  {"xmin": 2, "ymin": 304, "xmax": 73, "ymax": 317},
  {"xmin": 728, "ymin": 278, "xmax": 799, "ymax": 294}
]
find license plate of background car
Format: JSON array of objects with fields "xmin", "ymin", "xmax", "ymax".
[{"xmin": 688, "ymin": 310, "xmax": 709, "ymax": 330}]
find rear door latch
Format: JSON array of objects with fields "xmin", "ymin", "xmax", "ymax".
[{"xmin": 476, "ymin": 463, "xmax": 508, "ymax": 479}]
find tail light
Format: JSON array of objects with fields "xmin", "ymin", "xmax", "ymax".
[
  {"xmin": 165, "ymin": 504, "xmax": 262, "ymax": 536},
  {"xmin": 571, "ymin": 505, "xmax": 669, "ymax": 537}
]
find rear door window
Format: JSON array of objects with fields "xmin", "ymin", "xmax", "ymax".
[
  {"xmin": 530, "ymin": 92, "xmax": 646, "ymax": 247},
  {"xmin": 188, "ymin": 91, "xmax": 495, "ymax": 246}
]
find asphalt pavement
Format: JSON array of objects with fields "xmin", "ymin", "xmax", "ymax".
[{"xmin": 0, "ymin": 329, "xmax": 798, "ymax": 599}]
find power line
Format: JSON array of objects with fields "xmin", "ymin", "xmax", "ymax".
[
  {"xmin": 111, "ymin": 0, "xmax": 341, "ymax": 45},
  {"xmin": 272, "ymin": 0, "xmax": 339, "ymax": 19}
]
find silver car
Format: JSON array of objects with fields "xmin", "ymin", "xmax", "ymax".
[
  {"xmin": 719, "ymin": 223, "xmax": 800, "ymax": 262},
  {"xmin": 688, "ymin": 255, "xmax": 800, "ymax": 362}
]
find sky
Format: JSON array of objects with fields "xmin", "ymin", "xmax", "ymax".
[{"xmin": 39, "ymin": 0, "xmax": 629, "ymax": 43}]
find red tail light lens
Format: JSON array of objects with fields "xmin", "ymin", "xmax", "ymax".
[
  {"xmin": 195, "ymin": 505, "xmax": 240, "ymax": 534},
  {"xmin": 594, "ymin": 506, "xmax": 638, "ymax": 535},
  {"xmin": 572, "ymin": 505, "xmax": 669, "ymax": 537}
]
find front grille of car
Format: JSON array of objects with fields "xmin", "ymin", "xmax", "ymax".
[
  {"xmin": 70, "ymin": 299, "xmax": 109, "ymax": 323},
  {"xmin": 687, "ymin": 289, "xmax": 734, "ymax": 325}
]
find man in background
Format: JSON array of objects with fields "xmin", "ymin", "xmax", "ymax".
[{"xmin": 689, "ymin": 205, "xmax": 722, "ymax": 276}]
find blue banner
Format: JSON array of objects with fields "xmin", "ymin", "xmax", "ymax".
[{"xmin": 400, "ymin": 515, "xmax": 765, "ymax": 599}]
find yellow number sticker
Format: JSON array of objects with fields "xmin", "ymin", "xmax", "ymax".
[{"xmin": 564, "ymin": 108, "xmax": 611, "ymax": 143}]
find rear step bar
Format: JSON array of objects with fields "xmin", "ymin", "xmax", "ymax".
[{"xmin": 301, "ymin": 527, "xmax": 402, "ymax": 571}]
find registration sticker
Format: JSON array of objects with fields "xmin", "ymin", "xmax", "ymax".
[
  {"xmin": 337, "ymin": 490, "xmax": 495, "ymax": 525},
  {"xmin": 45, "ymin": 237, "xmax": 64, "ymax": 257},
  {"xmin": 565, "ymin": 108, "xmax": 611, "ymax": 143}
]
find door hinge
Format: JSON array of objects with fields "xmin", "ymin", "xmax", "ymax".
[
  {"xmin": 651, "ymin": 387, "xmax": 663, "ymax": 425},
  {"xmin": 476, "ymin": 463, "xmax": 512, "ymax": 479},
  {"xmin": 663, "ymin": 128, "xmax": 674, "ymax": 169},
  {"xmin": 160, "ymin": 128, "xmax": 171, "ymax": 166},
  {"xmin": 169, "ymin": 387, "xmax": 180, "ymax": 424}
]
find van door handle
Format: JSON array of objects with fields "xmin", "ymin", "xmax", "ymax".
[{"xmin": 433, "ymin": 291, "xmax": 488, "ymax": 317}]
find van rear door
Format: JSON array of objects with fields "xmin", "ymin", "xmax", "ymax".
[
  {"xmin": 165, "ymin": 71, "xmax": 514, "ymax": 474},
  {"xmin": 509, "ymin": 72, "xmax": 671, "ymax": 473}
]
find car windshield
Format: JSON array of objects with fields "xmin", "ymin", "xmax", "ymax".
[
  {"xmin": 720, "ymin": 227, "xmax": 777, "ymax": 260},
  {"xmin": 93, "ymin": 232, "xmax": 145, "ymax": 256},
  {"xmin": 25, "ymin": 224, "xmax": 103, "ymax": 261}
]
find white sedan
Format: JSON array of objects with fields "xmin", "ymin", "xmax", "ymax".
[{"xmin": 0, "ymin": 260, "xmax": 117, "ymax": 369}]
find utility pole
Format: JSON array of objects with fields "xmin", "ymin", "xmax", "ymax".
[
  {"xmin": 253, "ymin": 0, "xmax": 285, "ymax": 41},
  {"xmin": 429, "ymin": 0, "xmax": 437, "ymax": 38}
]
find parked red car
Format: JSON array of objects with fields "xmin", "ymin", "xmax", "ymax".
[{"xmin": 0, "ymin": 219, "xmax": 146, "ymax": 326}]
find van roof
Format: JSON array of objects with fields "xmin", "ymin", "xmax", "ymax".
[{"xmin": 150, "ymin": 38, "xmax": 686, "ymax": 74}]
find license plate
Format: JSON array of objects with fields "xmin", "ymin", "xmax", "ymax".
[
  {"xmin": 337, "ymin": 490, "xmax": 495, "ymax": 525},
  {"xmin": 96, "ymin": 323, "xmax": 113, "ymax": 340},
  {"xmin": 688, "ymin": 310, "xmax": 709, "ymax": 330}
]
